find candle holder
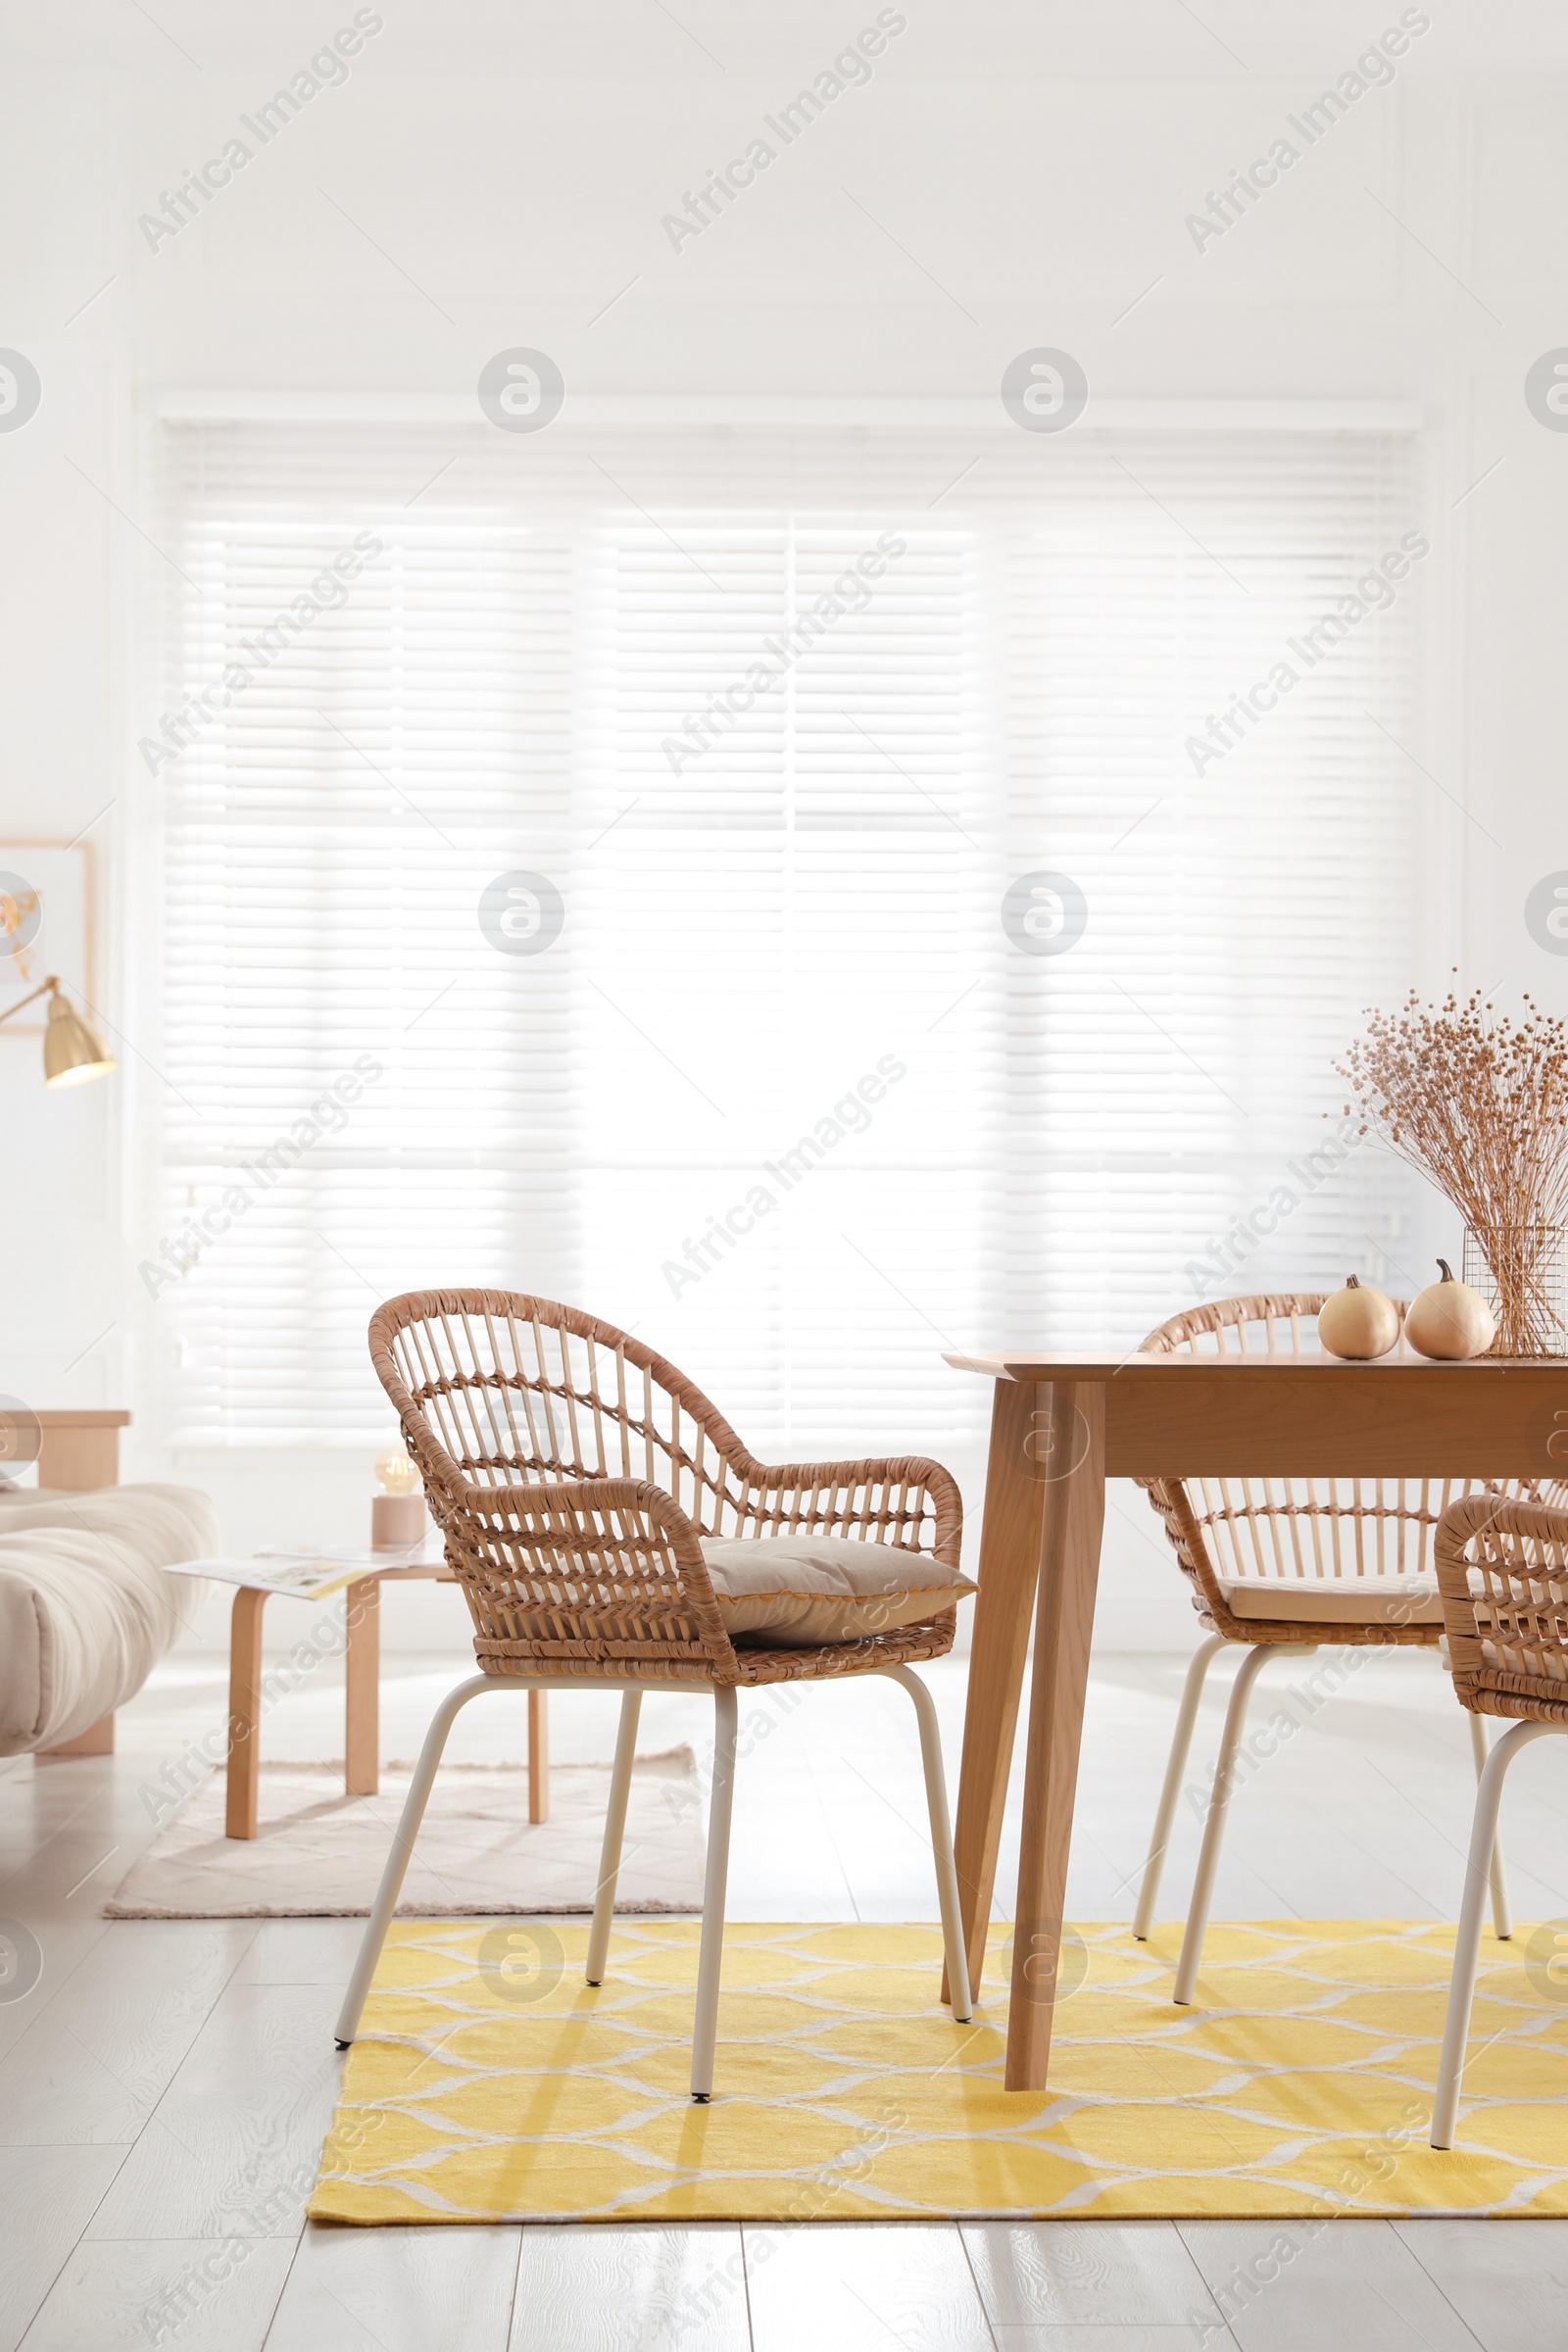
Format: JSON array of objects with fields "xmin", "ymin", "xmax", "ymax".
[{"xmin": 370, "ymin": 1443, "xmax": 425, "ymax": 1549}]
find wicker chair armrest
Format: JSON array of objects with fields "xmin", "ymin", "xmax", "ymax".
[
  {"xmin": 453, "ymin": 1465, "xmax": 693, "ymax": 1512},
  {"xmin": 435, "ymin": 1471, "xmax": 738, "ymax": 1666},
  {"xmin": 449, "ymin": 1468, "xmax": 708, "ymax": 1568},
  {"xmin": 1436, "ymin": 1491, "xmax": 1568, "ymax": 1679},
  {"xmin": 725, "ymin": 1453, "xmax": 962, "ymax": 1571}
]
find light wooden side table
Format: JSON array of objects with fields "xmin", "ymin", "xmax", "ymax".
[
  {"xmin": 33, "ymin": 1409, "xmax": 132, "ymax": 1760},
  {"xmin": 223, "ymin": 1559, "xmax": 550, "ymax": 1839}
]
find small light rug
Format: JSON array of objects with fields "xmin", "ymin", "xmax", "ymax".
[
  {"xmin": 105, "ymin": 1752, "xmax": 704, "ymax": 1920},
  {"xmin": 311, "ymin": 1920, "xmax": 1568, "ymax": 2222}
]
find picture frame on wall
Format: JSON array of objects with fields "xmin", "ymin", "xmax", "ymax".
[{"xmin": 0, "ymin": 843, "xmax": 96, "ymax": 1032}]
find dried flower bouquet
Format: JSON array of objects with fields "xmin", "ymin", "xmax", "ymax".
[{"xmin": 1335, "ymin": 986, "xmax": 1568, "ymax": 1356}]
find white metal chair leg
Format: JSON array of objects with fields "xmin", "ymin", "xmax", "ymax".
[
  {"xmin": 1172, "ymin": 1642, "xmax": 1316, "ymax": 2006},
  {"xmin": 690, "ymin": 1684, "xmax": 739, "ymax": 2103},
  {"xmin": 335, "ymin": 1671, "xmax": 497, "ymax": 2045},
  {"xmin": 1432, "ymin": 1719, "xmax": 1561, "ymax": 2147},
  {"xmin": 1465, "ymin": 1706, "xmax": 1513, "ymax": 1942},
  {"xmin": 1134, "ymin": 1634, "xmax": 1228, "ymax": 1939},
  {"xmin": 586, "ymin": 1689, "xmax": 643, "ymax": 1985},
  {"xmin": 879, "ymin": 1664, "xmax": 972, "ymax": 2023}
]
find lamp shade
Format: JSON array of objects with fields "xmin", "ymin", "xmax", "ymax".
[{"xmin": 43, "ymin": 989, "xmax": 116, "ymax": 1087}]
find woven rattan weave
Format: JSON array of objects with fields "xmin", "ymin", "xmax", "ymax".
[
  {"xmin": 1437, "ymin": 1491, "xmax": 1568, "ymax": 1722},
  {"xmin": 368, "ymin": 1289, "xmax": 963, "ymax": 1689},
  {"xmin": 1138, "ymin": 1292, "xmax": 1539, "ymax": 1648}
]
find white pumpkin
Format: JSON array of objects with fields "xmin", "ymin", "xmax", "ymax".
[
  {"xmin": 1403, "ymin": 1258, "xmax": 1495, "ymax": 1360},
  {"xmin": 1318, "ymin": 1275, "xmax": 1401, "ymax": 1360}
]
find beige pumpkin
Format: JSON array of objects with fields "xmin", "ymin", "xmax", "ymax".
[
  {"xmin": 1317, "ymin": 1275, "xmax": 1401, "ymax": 1360},
  {"xmin": 1403, "ymin": 1258, "xmax": 1495, "ymax": 1360}
]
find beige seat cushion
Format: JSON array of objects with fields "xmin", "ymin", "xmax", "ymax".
[
  {"xmin": 1218, "ymin": 1574, "xmax": 1444, "ymax": 1627},
  {"xmin": 699, "ymin": 1535, "xmax": 974, "ymax": 1648}
]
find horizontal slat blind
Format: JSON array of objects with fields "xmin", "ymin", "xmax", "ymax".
[{"xmin": 147, "ymin": 420, "xmax": 1419, "ymax": 1450}]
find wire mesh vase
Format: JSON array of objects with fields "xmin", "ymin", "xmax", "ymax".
[{"xmin": 1461, "ymin": 1224, "xmax": 1568, "ymax": 1357}]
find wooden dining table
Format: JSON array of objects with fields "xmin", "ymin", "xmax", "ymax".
[{"xmin": 944, "ymin": 1348, "xmax": 1568, "ymax": 2090}]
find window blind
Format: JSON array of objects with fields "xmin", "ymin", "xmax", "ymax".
[{"xmin": 145, "ymin": 418, "xmax": 1422, "ymax": 1455}]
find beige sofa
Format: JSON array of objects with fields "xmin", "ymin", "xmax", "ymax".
[{"xmin": 0, "ymin": 1485, "xmax": 216, "ymax": 1755}]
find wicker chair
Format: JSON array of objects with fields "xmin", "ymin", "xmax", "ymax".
[
  {"xmin": 1134, "ymin": 1293, "xmax": 1519, "ymax": 2004},
  {"xmin": 1432, "ymin": 1492, "xmax": 1568, "ymax": 2145},
  {"xmin": 333, "ymin": 1289, "xmax": 974, "ymax": 2100}
]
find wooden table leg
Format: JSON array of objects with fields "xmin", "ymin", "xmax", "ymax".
[
  {"xmin": 226, "ymin": 1586, "xmax": 269, "ymax": 1839},
  {"xmin": 947, "ymin": 1378, "xmax": 1051, "ymax": 2003},
  {"xmin": 1005, "ymin": 1379, "xmax": 1106, "ymax": 2090},
  {"xmin": 345, "ymin": 1579, "xmax": 379, "ymax": 1797},
  {"xmin": 528, "ymin": 1690, "xmax": 549, "ymax": 1824}
]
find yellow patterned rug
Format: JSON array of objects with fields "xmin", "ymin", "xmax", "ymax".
[{"xmin": 310, "ymin": 1920, "xmax": 1568, "ymax": 2223}]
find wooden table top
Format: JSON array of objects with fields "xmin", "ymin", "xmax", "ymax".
[
  {"xmin": 943, "ymin": 1349, "xmax": 1568, "ymax": 1475},
  {"xmin": 945, "ymin": 1350, "xmax": 1567, "ymax": 1380},
  {"xmin": 31, "ymin": 1408, "xmax": 131, "ymax": 1425}
]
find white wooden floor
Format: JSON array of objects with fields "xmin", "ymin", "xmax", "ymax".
[{"xmin": 3, "ymin": 1643, "xmax": 1567, "ymax": 2349}]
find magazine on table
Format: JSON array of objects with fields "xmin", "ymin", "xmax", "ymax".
[{"xmin": 168, "ymin": 1539, "xmax": 442, "ymax": 1601}]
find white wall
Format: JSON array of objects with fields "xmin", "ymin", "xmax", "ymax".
[{"xmin": 1, "ymin": 2, "xmax": 1566, "ymax": 1651}]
